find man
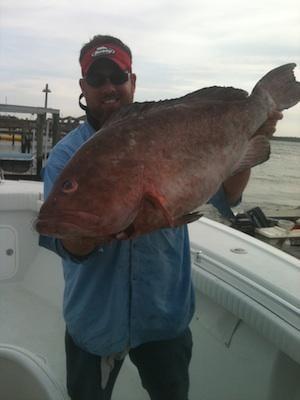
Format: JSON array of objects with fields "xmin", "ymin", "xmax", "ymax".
[{"xmin": 39, "ymin": 34, "xmax": 282, "ymax": 400}]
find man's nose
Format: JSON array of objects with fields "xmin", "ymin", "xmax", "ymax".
[{"xmin": 99, "ymin": 78, "xmax": 118, "ymax": 91}]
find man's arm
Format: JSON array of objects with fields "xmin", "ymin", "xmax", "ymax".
[{"xmin": 223, "ymin": 168, "xmax": 251, "ymax": 207}]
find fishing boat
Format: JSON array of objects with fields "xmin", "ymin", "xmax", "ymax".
[
  {"xmin": 0, "ymin": 152, "xmax": 34, "ymax": 174},
  {"xmin": 0, "ymin": 178, "xmax": 299, "ymax": 400}
]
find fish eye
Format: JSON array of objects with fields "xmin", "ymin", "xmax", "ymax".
[{"xmin": 62, "ymin": 179, "xmax": 78, "ymax": 193}]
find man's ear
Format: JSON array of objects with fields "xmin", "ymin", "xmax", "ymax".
[{"xmin": 130, "ymin": 73, "xmax": 137, "ymax": 94}]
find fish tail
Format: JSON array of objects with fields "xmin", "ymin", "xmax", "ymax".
[{"xmin": 252, "ymin": 63, "xmax": 300, "ymax": 111}]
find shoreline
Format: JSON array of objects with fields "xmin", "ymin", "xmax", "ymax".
[{"xmin": 272, "ymin": 136, "xmax": 300, "ymax": 143}]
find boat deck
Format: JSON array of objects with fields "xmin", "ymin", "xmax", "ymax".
[
  {"xmin": 275, "ymin": 240, "xmax": 300, "ymax": 259},
  {"xmin": 0, "ymin": 283, "xmax": 150, "ymax": 400},
  {"xmin": 1, "ymin": 180, "xmax": 300, "ymax": 399},
  {"xmin": 0, "ymin": 284, "xmax": 66, "ymax": 386}
]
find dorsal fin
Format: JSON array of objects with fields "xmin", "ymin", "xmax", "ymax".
[
  {"xmin": 103, "ymin": 101, "xmax": 163, "ymax": 127},
  {"xmin": 182, "ymin": 86, "xmax": 249, "ymax": 102},
  {"xmin": 232, "ymin": 135, "xmax": 270, "ymax": 176},
  {"xmin": 103, "ymin": 86, "xmax": 249, "ymax": 128}
]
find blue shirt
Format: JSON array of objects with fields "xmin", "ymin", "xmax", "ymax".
[{"xmin": 39, "ymin": 121, "xmax": 195, "ymax": 356}]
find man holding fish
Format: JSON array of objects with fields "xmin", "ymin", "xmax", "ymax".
[{"xmin": 39, "ymin": 34, "xmax": 288, "ymax": 399}]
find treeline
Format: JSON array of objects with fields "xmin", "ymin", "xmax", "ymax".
[{"xmin": 272, "ymin": 136, "xmax": 300, "ymax": 142}]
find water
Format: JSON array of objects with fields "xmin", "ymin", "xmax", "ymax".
[
  {"xmin": 0, "ymin": 141, "xmax": 22, "ymax": 153},
  {"xmin": 241, "ymin": 140, "xmax": 300, "ymax": 214}
]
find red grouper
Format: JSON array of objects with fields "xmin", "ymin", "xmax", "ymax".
[{"xmin": 36, "ymin": 63, "xmax": 300, "ymax": 242}]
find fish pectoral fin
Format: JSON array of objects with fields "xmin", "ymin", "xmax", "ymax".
[
  {"xmin": 144, "ymin": 190, "xmax": 174, "ymax": 226},
  {"xmin": 174, "ymin": 211, "xmax": 203, "ymax": 226},
  {"xmin": 232, "ymin": 136, "xmax": 270, "ymax": 176}
]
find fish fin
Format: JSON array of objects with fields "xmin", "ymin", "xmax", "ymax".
[
  {"xmin": 182, "ymin": 86, "xmax": 249, "ymax": 103},
  {"xmin": 174, "ymin": 211, "xmax": 203, "ymax": 226},
  {"xmin": 144, "ymin": 191, "xmax": 174, "ymax": 226},
  {"xmin": 103, "ymin": 100, "xmax": 164, "ymax": 127},
  {"xmin": 232, "ymin": 136, "xmax": 270, "ymax": 176},
  {"xmin": 252, "ymin": 63, "xmax": 300, "ymax": 111},
  {"xmin": 104, "ymin": 86, "xmax": 250, "ymax": 128}
]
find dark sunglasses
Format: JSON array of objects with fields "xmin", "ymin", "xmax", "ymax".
[{"xmin": 85, "ymin": 70, "xmax": 130, "ymax": 88}]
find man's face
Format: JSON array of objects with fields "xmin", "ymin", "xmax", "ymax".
[{"xmin": 79, "ymin": 58, "xmax": 136, "ymax": 124}]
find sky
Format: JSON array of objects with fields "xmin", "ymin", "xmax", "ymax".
[{"xmin": 0, "ymin": 0, "xmax": 299, "ymax": 137}]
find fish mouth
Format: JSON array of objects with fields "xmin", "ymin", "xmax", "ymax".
[{"xmin": 35, "ymin": 210, "xmax": 111, "ymax": 238}]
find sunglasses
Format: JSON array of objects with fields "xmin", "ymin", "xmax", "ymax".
[{"xmin": 85, "ymin": 70, "xmax": 130, "ymax": 88}]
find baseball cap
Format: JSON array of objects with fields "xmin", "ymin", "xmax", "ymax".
[{"xmin": 80, "ymin": 43, "xmax": 132, "ymax": 77}]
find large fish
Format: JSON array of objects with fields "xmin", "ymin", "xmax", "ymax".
[{"xmin": 36, "ymin": 63, "xmax": 300, "ymax": 241}]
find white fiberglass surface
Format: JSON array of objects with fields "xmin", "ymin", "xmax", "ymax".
[
  {"xmin": 0, "ymin": 283, "xmax": 66, "ymax": 386},
  {"xmin": 0, "ymin": 273, "xmax": 150, "ymax": 400},
  {"xmin": 1, "ymin": 181, "xmax": 300, "ymax": 399},
  {"xmin": 189, "ymin": 218, "xmax": 300, "ymax": 318}
]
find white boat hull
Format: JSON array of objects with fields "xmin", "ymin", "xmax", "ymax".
[{"xmin": 1, "ymin": 180, "xmax": 300, "ymax": 399}]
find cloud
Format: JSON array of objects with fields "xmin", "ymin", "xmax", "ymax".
[{"xmin": 0, "ymin": 0, "xmax": 299, "ymax": 135}]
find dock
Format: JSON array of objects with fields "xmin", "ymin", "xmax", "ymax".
[{"xmin": 0, "ymin": 103, "xmax": 84, "ymax": 178}]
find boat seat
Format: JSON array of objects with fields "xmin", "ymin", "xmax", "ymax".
[{"xmin": 0, "ymin": 343, "xmax": 67, "ymax": 400}]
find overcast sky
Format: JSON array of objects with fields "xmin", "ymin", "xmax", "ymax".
[{"xmin": 1, "ymin": 0, "xmax": 299, "ymax": 137}]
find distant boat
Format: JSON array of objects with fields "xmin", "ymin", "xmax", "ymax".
[
  {"xmin": 0, "ymin": 179, "xmax": 299, "ymax": 399},
  {"xmin": 0, "ymin": 152, "xmax": 34, "ymax": 173}
]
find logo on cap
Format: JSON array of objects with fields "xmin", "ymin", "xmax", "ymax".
[{"xmin": 92, "ymin": 46, "xmax": 116, "ymax": 57}]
